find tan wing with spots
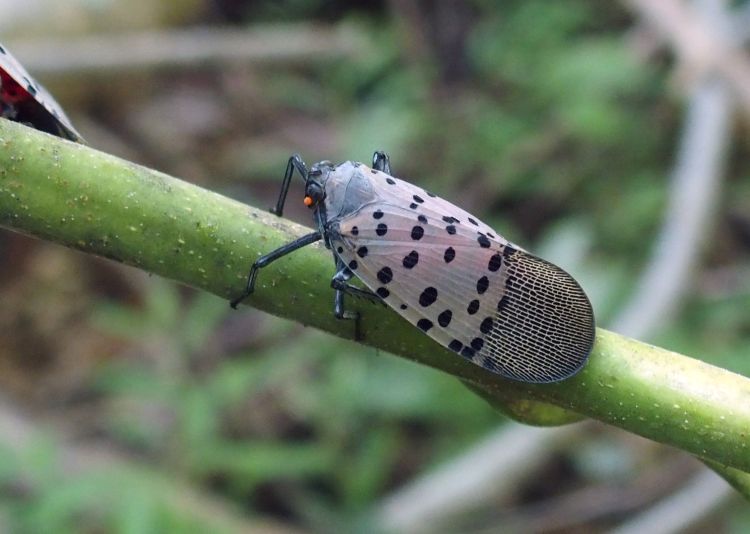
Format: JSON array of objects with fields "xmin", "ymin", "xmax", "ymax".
[{"xmin": 331, "ymin": 169, "xmax": 594, "ymax": 382}]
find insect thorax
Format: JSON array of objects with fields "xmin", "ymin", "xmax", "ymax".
[{"xmin": 320, "ymin": 161, "xmax": 378, "ymax": 222}]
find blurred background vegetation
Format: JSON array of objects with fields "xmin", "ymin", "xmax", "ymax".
[{"xmin": 0, "ymin": 0, "xmax": 749, "ymax": 532}]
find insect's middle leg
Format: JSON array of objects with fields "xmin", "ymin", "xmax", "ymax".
[
  {"xmin": 330, "ymin": 261, "xmax": 381, "ymax": 315},
  {"xmin": 230, "ymin": 231, "xmax": 322, "ymax": 309},
  {"xmin": 331, "ymin": 279, "xmax": 382, "ymax": 305},
  {"xmin": 332, "ymin": 264, "xmax": 361, "ymax": 320},
  {"xmin": 330, "ymin": 257, "xmax": 384, "ymax": 341}
]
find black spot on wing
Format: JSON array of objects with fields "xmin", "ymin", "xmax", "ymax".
[
  {"xmin": 470, "ymin": 338, "xmax": 484, "ymax": 351},
  {"xmin": 480, "ymin": 317, "xmax": 494, "ymax": 334},
  {"xmin": 476, "ymin": 276, "xmax": 489, "ymax": 294},
  {"xmin": 488, "ymin": 253, "xmax": 503, "ymax": 272},
  {"xmin": 402, "ymin": 250, "xmax": 419, "ymax": 269},
  {"xmin": 418, "ymin": 287, "xmax": 438, "ymax": 307},
  {"xmin": 438, "ymin": 310, "xmax": 453, "ymax": 327},
  {"xmin": 460, "ymin": 347, "xmax": 475, "ymax": 359},
  {"xmin": 377, "ymin": 267, "xmax": 393, "ymax": 284}
]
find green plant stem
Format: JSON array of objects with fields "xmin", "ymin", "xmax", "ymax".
[
  {"xmin": 1, "ymin": 120, "xmax": 749, "ymax": 493},
  {"xmin": 702, "ymin": 459, "xmax": 750, "ymax": 496}
]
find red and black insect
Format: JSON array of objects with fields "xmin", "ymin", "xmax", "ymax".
[{"xmin": 0, "ymin": 42, "xmax": 82, "ymax": 142}]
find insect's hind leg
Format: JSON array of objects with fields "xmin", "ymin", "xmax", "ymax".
[{"xmin": 230, "ymin": 231, "xmax": 322, "ymax": 309}]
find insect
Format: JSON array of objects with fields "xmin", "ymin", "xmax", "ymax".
[
  {"xmin": 231, "ymin": 152, "xmax": 595, "ymax": 383},
  {"xmin": 0, "ymin": 42, "xmax": 82, "ymax": 142}
]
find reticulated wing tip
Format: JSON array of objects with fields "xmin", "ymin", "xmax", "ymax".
[{"xmin": 482, "ymin": 251, "xmax": 595, "ymax": 383}]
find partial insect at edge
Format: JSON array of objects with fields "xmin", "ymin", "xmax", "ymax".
[{"xmin": 0, "ymin": 42, "xmax": 83, "ymax": 142}]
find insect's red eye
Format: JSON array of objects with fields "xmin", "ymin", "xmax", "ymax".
[{"xmin": 303, "ymin": 196, "xmax": 314, "ymax": 207}]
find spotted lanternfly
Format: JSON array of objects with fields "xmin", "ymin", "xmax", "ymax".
[
  {"xmin": 0, "ymin": 42, "xmax": 82, "ymax": 142},
  {"xmin": 231, "ymin": 152, "xmax": 595, "ymax": 383}
]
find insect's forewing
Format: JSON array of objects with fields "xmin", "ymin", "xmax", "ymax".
[
  {"xmin": 0, "ymin": 43, "xmax": 82, "ymax": 142},
  {"xmin": 331, "ymin": 166, "xmax": 594, "ymax": 383}
]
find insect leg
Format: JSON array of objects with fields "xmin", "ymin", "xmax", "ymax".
[
  {"xmin": 331, "ymin": 279, "xmax": 382, "ymax": 304},
  {"xmin": 331, "ymin": 260, "xmax": 370, "ymax": 340},
  {"xmin": 271, "ymin": 154, "xmax": 309, "ymax": 217},
  {"xmin": 230, "ymin": 231, "xmax": 322, "ymax": 309},
  {"xmin": 372, "ymin": 151, "xmax": 392, "ymax": 175},
  {"xmin": 331, "ymin": 262, "xmax": 359, "ymax": 320}
]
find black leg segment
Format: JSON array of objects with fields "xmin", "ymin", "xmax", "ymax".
[
  {"xmin": 330, "ymin": 261, "xmax": 364, "ymax": 340},
  {"xmin": 330, "ymin": 258, "xmax": 382, "ymax": 314},
  {"xmin": 271, "ymin": 154, "xmax": 309, "ymax": 217},
  {"xmin": 230, "ymin": 231, "xmax": 322, "ymax": 308},
  {"xmin": 330, "ymin": 258, "xmax": 385, "ymax": 341},
  {"xmin": 331, "ymin": 260, "xmax": 357, "ymax": 320},
  {"xmin": 331, "ymin": 279, "xmax": 382, "ymax": 304}
]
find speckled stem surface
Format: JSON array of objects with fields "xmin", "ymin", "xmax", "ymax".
[{"xmin": 1, "ymin": 119, "xmax": 748, "ymax": 488}]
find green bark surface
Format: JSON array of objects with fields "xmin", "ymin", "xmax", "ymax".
[{"xmin": 1, "ymin": 119, "xmax": 748, "ymax": 492}]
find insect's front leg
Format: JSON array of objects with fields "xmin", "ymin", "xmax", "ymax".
[
  {"xmin": 230, "ymin": 231, "xmax": 322, "ymax": 308},
  {"xmin": 271, "ymin": 154, "xmax": 309, "ymax": 217},
  {"xmin": 330, "ymin": 255, "xmax": 382, "ymax": 307}
]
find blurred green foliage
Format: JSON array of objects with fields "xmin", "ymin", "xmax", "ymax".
[{"xmin": 86, "ymin": 281, "xmax": 499, "ymax": 531}]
